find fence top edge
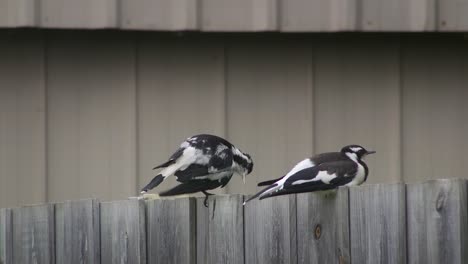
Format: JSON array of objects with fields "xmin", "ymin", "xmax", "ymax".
[{"xmin": 406, "ymin": 178, "xmax": 467, "ymax": 187}]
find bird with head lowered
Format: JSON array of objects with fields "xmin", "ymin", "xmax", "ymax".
[
  {"xmin": 244, "ymin": 145, "xmax": 375, "ymax": 204},
  {"xmin": 141, "ymin": 134, "xmax": 254, "ymax": 207}
]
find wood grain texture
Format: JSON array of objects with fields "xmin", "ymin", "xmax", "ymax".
[
  {"xmin": 100, "ymin": 200, "xmax": 146, "ymax": 264},
  {"xmin": 0, "ymin": 208, "xmax": 12, "ymax": 264},
  {"xmin": 146, "ymin": 198, "xmax": 196, "ymax": 264},
  {"xmin": 12, "ymin": 204, "xmax": 55, "ymax": 264},
  {"xmin": 55, "ymin": 199, "xmax": 100, "ymax": 264},
  {"xmin": 297, "ymin": 187, "xmax": 350, "ymax": 264},
  {"xmin": 350, "ymin": 183, "xmax": 406, "ymax": 264},
  {"xmin": 407, "ymin": 179, "xmax": 468, "ymax": 264},
  {"xmin": 244, "ymin": 195, "xmax": 297, "ymax": 264},
  {"xmin": 197, "ymin": 195, "xmax": 244, "ymax": 264}
]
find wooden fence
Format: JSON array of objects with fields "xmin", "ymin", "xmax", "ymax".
[{"xmin": 1, "ymin": 179, "xmax": 467, "ymax": 264}]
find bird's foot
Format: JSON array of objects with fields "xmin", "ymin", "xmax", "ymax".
[{"xmin": 202, "ymin": 191, "xmax": 214, "ymax": 208}]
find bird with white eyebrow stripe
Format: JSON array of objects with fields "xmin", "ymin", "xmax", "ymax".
[{"xmin": 244, "ymin": 145, "xmax": 375, "ymax": 204}]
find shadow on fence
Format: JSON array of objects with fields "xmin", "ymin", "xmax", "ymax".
[{"xmin": 1, "ymin": 179, "xmax": 467, "ymax": 264}]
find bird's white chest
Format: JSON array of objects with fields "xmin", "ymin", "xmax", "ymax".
[
  {"xmin": 345, "ymin": 153, "xmax": 366, "ymax": 186},
  {"xmin": 346, "ymin": 163, "xmax": 365, "ymax": 186}
]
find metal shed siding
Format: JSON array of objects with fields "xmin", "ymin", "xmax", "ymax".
[
  {"xmin": 358, "ymin": 0, "xmax": 435, "ymax": 31},
  {"xmin": 0, "ymin": 0, "xmax": 37, "ymax": 27},
  {"xmin": 0, "ymin": 32, "xmax": 46, "ymax": 206},
  {"xmin": 120, "ymin": 0, "xmax": 198, "ymax": 30},
  {"xmin": 46, "ymin": 32, "xmax": 137, "ymax": 202},
  {"xmin": 0, "ymin": 0, "xmax": 464, "ymax": 31},
  {"xmin": 136, "ymin": 37, "xmax": 226, "ymax": 194},
  {"xmin": 1, "ymin": 32, "xmax": 468, "ymax": 207},
  {"xmin": 40, "ymin": 0, "xmax": 117, "ymax": 28}
]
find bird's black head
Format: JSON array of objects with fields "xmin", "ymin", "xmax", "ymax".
[
  {"xmin": 245, "ymin": 154, "xmax": 254, "ymax": 174},
  {"xmin": 232, "ymin": 148, "xmax": 254, "ymax": 179},
  {"xmin": 341, "ymin": 145, "xmax": 376, "ymax": 159}
]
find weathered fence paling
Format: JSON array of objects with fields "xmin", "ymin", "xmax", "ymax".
[
  {"xmin": 350, "ymin": 183, "xmax": 406, "ymax": 264},
  {"xmin": 55, "ymin": 199, "xmax": 100, "ymax": 264},
  {"xmin": 407, "ymin": 179, "xmax": 468, "ymax": 264},
  {"xmin": 0, "ymin": 179, "xmax": 467, "ymax": 264},
  {"xmin": 100, "ymin": 200, "xmax": 146, "ymax": 264},
  {"xmin": 245, "ymin": 194, "xmax": 296, "ymax": 264},
  {"xmin": 297, "ymin": 187, "xmax": 350, "ymax": 264},
  {"xmin": 147, "ymin": 197, "xmax": 196, "ymax": 264}
]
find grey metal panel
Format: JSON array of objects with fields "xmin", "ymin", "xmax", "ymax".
[
  {"xmin": 0, "ymin": 0, "xmax": 37, "ymax": 27},
  {"xmin": 359, "ymin": 0, "xmax": 435, "ymax": 31},
  {"xmin": 402, "ymin": 39, "xmax": 468, "ymax": 183},
  {"xmin": 40, "ymin": 0, "xmax": 117, "ymax": 28},
  {"xmin": 0, "ymin": 32, "xmax": 46, "ymax": 208},
  {"xmin": 314, "ymin": 38, "xmax": 401, "ymax": 184},
  {"xmin": 137, "ymin": 36, "xmax": 226, "ymax": 195},
  {"xmin": 280, "ymin": 0, "xmax": 356, "ymax": 31},
  {"xmin": 201, "ymin": 0, "xmax": 277, "ymax": 31},
  {"xmin": 438, "ymin": 0, "xmax": 468, "ymax": 31},
  {"xmin": 47, "ymin": 32, "xmax": 137, "ymax": 202},
  {"xmin": 225, "ymin": 39, "xmax": 313, "ymax": 194},
  {"xmin": 120, "ymin": 0, "xmax": 198, "ymax": 30}
]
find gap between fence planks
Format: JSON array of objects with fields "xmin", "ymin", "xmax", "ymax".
[{"xmin": 0, "ymin": 179, "xmax": 467, "ymax": 264}]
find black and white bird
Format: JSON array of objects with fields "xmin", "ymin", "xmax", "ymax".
[
  {"xmin": 141, "ymin": 134, "xmax": 254, "ymax": 206},
  {"xmin": 244, "ymin": 145, "xmax": 375, "ymax": 204}
]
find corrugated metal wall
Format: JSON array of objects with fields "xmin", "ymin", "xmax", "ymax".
[
  {"xmin": 1, "ymin": 30, "xmax": 468, "ymax": 208},
  {"xmin": 1, "ymin": 0, "xmax": 468, "ymax": 31}
]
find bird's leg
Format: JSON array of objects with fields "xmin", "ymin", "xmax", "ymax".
[{"xmin": 202, "ymin": 190, "xmax": 214, "ymax": 207}]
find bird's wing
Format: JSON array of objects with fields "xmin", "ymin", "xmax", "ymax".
[
  {"xmin": 255, "ymin": 160, "xmax": 357, "ymax": 200},
  {"xmin": 159, "ymin": 180, "xmax": 223, "ymax": 196},
  {"xmin": 257, "ymin": 176, "xmax": 285, "ymax": 186},
  {"xmin": 174, "ymin": 145, "xmax": 233, "ymax": 183},
  {"xmin": 257, "ymin": 153, "xmax": 343, "ymax": 187},
  {"xmin": 283, "ymin": 160, "xmax": 357, "ymax": 188},
  {"xmin": 152, "ymin": 147, "xmax": 185, "ymax": 170}
]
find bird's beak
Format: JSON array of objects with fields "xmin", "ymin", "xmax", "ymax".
[
  {"xmin": 243, "ymin": 172, "xmax": 246, "ymax": 184},
  {"xmin": 367, "ymin": 150, "xmax": 376, "ymax": 155}
]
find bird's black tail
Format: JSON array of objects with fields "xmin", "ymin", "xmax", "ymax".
[
  {"xmin": 159, "ymin": 181, "xmax": 220, "ymax": 196},
  {"xmin": 152, "ymin": 160, "xmax": 175, "ymax": 170},
  {"xmin": 141, "ymin": 174, "xmax": 164, "ymax": 193},
  {"xmin": 243, "ymin": 184, "xmax": 278, "ymax": 205},
  {"xmin": 257, "ymin": 176, "xmax": 284, "ymax": 186}
]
